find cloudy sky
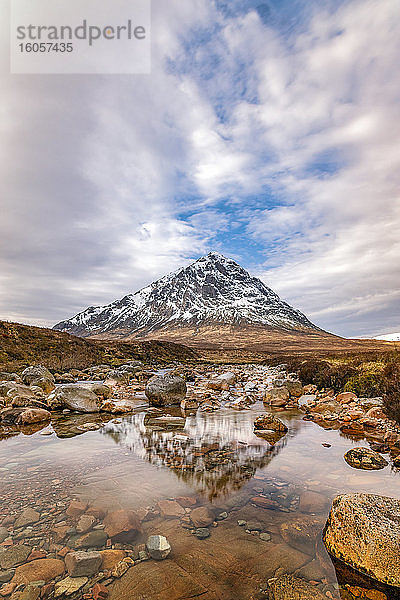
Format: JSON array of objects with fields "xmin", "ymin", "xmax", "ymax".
[{"xmin": 1, "ymin": 0, "xmax": 399, "ymax": 338}]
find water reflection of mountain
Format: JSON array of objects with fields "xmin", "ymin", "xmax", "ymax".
[{"xmin": 102, "ymin": 409, "xmax": 300, "ymax": 500}]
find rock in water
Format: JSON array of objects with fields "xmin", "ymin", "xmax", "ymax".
[
  {"xmin": 263, "ymin": 386, "xmax": 290, "ymax": 407},
  {"xmin": 21, "ymin": 366, "xmax": 55, "ymax": 394},
  {"xmin": 268, "ymin": 574, "xmax": 326, "ymax": 599},
  {"xmin": 253, "ymin": 413, "xmax": 288, "ymax": 432},
  {"xmin": 49, "ymin": 385, "xmax": 103, "ymax": 412},
  {"xmin": 344, "ymin": 447, "xmax": 388, "ymax": 470},
  {"xmin": 145, "ymin": 374, "xmax": 186, "ymax": 406},
  {"xmin": 323, "ymin": 493, "xmax": 400, "ymax": 587},
  {"xmin": 146, "ymin": 535, "xmax": 171, "ymax": 560}
]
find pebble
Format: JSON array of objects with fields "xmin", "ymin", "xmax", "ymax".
[{"xmin": 195, "ymin": 528, "xmax": 210, "ymax": 539}]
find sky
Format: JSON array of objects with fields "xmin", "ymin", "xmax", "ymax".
[{"xmin": 1, "ymin": 0, "xmax": 399, "ymax": 338}]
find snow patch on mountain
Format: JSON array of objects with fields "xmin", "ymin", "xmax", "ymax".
[{"xmin": 54, "ymin": 252, "xmax": 319, "ymax": 337}]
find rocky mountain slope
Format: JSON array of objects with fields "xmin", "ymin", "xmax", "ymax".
[{"xmin": 54, "ymin": 252, "xmax": 320, "ymax": 339}]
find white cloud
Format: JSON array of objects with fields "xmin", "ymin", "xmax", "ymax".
[{"xmin": 0, "ymin": 0, "xmax": 399, "ymax": 338}]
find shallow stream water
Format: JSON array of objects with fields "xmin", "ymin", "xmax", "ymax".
[{"xmin": 1, "ymin": 381, "xmax": 400, "ymax": 599}]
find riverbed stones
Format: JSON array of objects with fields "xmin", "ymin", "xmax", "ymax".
[
  {"xmin": 263, "ymin": 387, "xmax": 290, "ymax": 407},
  {"xmin": 298, "ymin": 491, "xmax": 328, "ymax": 515},
  {"xmin": 337, "ymin": 392, "xmax": 357, "ymax": 404},
  {"xmin": 145, "ymin": 374, "xmax": 187, "ymax": 406},
  {"xmin": 103, "ymin": 509, "xmax": 141, "ymax": 543},
  {"xmin": 76, "ymin": 514, "xmax": 96, "ymax": 533},
  {"xmin": 157, "ymin": 500, "xmax": 185, "ymax": 519},
  {"xmin": 100, "ymin": 550, "xmax": 126, "ymax": 571},
  {"xmin": 65, "ymin": 551, "xmax": 102, "ymax": 577},
  {"xmin": 12, "ymin": 559, "xmax": 65, "ymax": 585},
  {"xmin": 21, "ymin": 366, "xmax": 55, "ymax": 394},
  {"xmin": 268, "ymin": 574, "xmax": 326, "ymax": 599},
  {"xmin": 75, "ymin": 530, "xmax": 107, "ymax": 549},
  {"xmin": 344, "ymin": 448, "xmax": 388, "ymax": 470},
  {"xmin": 54, "ymin": 576, "xmax": 88, "ymax": 597},
  {"xmin": 189, "ymin": 506, "xmax": 215, "ymax": 527},
  {"xmin": 0, "ymin": 546, "xmax": 30, "ymax": 570},
  {"xmin": 324, "ymin": 493, "xmax": 400, "ymax": 586},
  {"xmin": 146, "ymin": 535, "xmax": 171, "ymax": 560},
  {"xmin": 207, "ymin": 372, "xmax": 236, "ymax": 391},
  {"xmin": 195, "ymin": 528, "xmax": 210, "ymax": 539},
  {"xmin": 280, "ymin": 517, "xmax": 322, "ymax": 555},
  {"xmin": 14, "ymin": 508, "xmax": 40, "ymax": 529},
  {"xmin": 49, "ymin": 385, "xmax": 102, "ymax": 413}
]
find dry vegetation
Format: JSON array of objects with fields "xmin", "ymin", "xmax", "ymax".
[{"xmin": 0, "ymin": 320, "xmax": 198, "ymax": 372}]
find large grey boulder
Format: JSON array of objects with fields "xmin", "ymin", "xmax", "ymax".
[
  {"xmin": 145, "ymin": 374, "xmax": 186, "ymax": 406},
  {"xmin": 21, "ymin": 365, "xmax": 55, "ymax": 393},
  {"xmin": 323, "ymin": 493, "xmax": 400, "ymax": 587},
  {"xmin": 48, "ymin": 385, "xmax": 102, "ymax": 412}
]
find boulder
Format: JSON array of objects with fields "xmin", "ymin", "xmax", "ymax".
[
  {"xmin": 207, "ymin": 372, "xmax": 236, "ymax": 391},
  {"xmin": 146, "ymin": 535, "xmax": 171, "ymax": 560},
  {"xmin": 344, "ymin": 447, "xmax": 388, "ymax": 470},
  {"xmin": 104, "ymin": 370, "xmax": 131, "ymax": 386},
  {"xmin": 336, "ymin": 392, "xmax": 357, "ymax": 404},
  {"xmin": 16, "ymin": 408, "xmax": 51, "ymax": 425},
  {"xmin": 103, "ymin": 509, "xmax": 141, "ymax": 543},
  {"xmin": 11, "ymin": 558, "xmax": 65, "ymax": 585},
  {"xmin": 100, "ymin": 550, "xmax": 126, "ymax": 571},
  {"xmin": 88, "ymin": 383, "xmax": 111, "ymax": 399},
  {"xmin": 283, "ymin": 380, "xmax": 304, "ymax": 398},
  {"xmin": 253, "ymin": 414, "xmax": 288, "ymax": 433},
  {"xmin": 323, "ymin": 493, "xmax": 400, "ymax": 587},
  {"xmin": 21, "ymin": 366, "xmax": 55, "ymax": 394},
  {"xmin": 268, "ymin": 574, "xmax": 326, "ymax": 599},
  {"xmin": 48, "ymin": 385, "xmax": 102, "ymax": 413},
  {"xmin": 190, "ymin": 506, "xmax": 215, "ymax": 527},
  {"xmin": 280, "ymin": 517, "xmax": 323, "ymax": 555},
  {"xmin": 65, "ymin": 551, "xmax": 102, "ymax": 577},
  {"xmin": 21, "ymin": 365, "xmax": 54, "ymax": 385},
  {"xmin": 263, "ymin": 386, "xmax": 290, "ymax": 407},
  {"xmin": 145, "ymin": 374, "xmax": 186, "ymax": 407}
]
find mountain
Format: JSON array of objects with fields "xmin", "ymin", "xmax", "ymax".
[
  {"xmin": 54, "ymin": 252, "xmax": 320, "ymax": 339},
  {"xmin": 374, "ymin": 332, "xmax": 400, "ymax": 341}
]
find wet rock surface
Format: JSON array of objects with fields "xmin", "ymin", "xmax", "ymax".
[
  {"xmin": 344, "ymin": 448, "xmax": 389, "ymax": 470},
  {"xmin": 324, "ymin": 493, "xmax": 400, "ymax": 587}
]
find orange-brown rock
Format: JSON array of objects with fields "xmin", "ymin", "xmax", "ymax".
[
  {"xmin": 157, "ymin": 500, "xmax": 185, "ymax": 519},
  {"xmin": 336, "ymin": 392, "xmax": 357, "ymax": 404},
  {"xmin": 100, "ymin": 549, "xmax": 126, "ymax": 571},
  {"xmin": 11, "ymin": 558, "xmax": 65, "ymax": 585},
  {"xmin": 103, "ymin": 510, "xmax": 141, "ymax": 543},
  {"xmin": 66, "ymin": 500, "xmax": 87, "ymax": 519},
  {"xmin": 324, "ymin": 493, "xmax": 400, "ymax": 587},
  {"xmin": 189, "ymin": 506, "xmax": 215, "ymax": 527}
]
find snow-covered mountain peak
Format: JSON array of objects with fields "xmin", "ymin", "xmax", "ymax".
[{"xmin": 53, "ymin": 253, "xmax": 319, "ymax": 337}]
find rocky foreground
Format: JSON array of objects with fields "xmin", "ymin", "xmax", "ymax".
[{"xmin": 0, "ymin": 361, "xmax": 400, "ymax": 599}]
